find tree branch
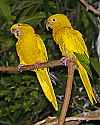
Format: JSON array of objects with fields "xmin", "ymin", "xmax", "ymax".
[
  {"xmin": 0, "ymin": 66, "xmax": 18, "ymax": 73},
  {"xmin": 0, "ymin": 59, "xmax": 65, "ymax": 73},
  {"xmin": 58, "ymin": 62, "xmax": 75, "ymax": 125},
  {"xmin": 34, "ymin": 109, "xmax": 100, "ymax": 125},
  {"xmin": 80, "ymin": 0, "xmax": 100, "ymax": 16}
]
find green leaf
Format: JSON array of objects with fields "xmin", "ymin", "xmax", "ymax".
[
  {"xmin": 0, "ymin": 0, "xmax": 12, "ymax": 20},
  {"xmin": 19, "ymin": 12, "xmax": 46, "ymax": 24},
  {"xmin": 90, "ymin": 57, "xmax": 100, "ymax": 77}
]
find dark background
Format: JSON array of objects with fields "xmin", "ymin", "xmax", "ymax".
[{"xmin": 0, "ymin": 0, "xmax": 100, "ymax": 125}]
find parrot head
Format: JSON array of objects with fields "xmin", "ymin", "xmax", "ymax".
[
  {"xmin": 46, "ymin": 14, "xmax": 72, "ymax": 30},
  {"xmin": 11, "ymin": 23, "xmax": 35, "ymax": 39}
]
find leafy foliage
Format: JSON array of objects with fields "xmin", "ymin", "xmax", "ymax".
[{"xmin": 0, "ymin": 0, "xmax": 100, "ymax": 125}]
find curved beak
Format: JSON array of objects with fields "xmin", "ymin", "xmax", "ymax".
[
  {"xmin": 10, "ymin": 24, "xmax": 18, "ymax": 34},
  {"xmin": 10, "ymin": 25, "xmax": 16, "ymax": 34},
  {"xmin": 11, "ymin": 28, "xmax": 15, "ymax": 34},
  {"xmin": 46, "ymin": 21, "xmax": 51, "ymax": 31},
  {"xmin": 10, "ymin": 25, "xmax": 20, "ymax": 38},
  {"xmin": 46, "ymin": 22, "xmax": 49, "ymax": 31}
]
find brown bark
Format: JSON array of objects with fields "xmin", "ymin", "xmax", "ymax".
[
  {"xmin": 58, "ymin": 62, "xmax": 75, "ymax": 125},
  {"xmin": 34, "ymin": 109, "xmax": 100, "ymax": 125},
  {"xmin": 80, "ymin": 0, "xmax": 100, "ymax": 16}
]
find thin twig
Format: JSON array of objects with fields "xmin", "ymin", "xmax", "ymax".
[
  {"xmin": 58, "ymin": 62, "xmax": 75, "ymax": 125},
  {"xmin": 80, "ymin": 0, "xmax": 100, "ymax": 16}
]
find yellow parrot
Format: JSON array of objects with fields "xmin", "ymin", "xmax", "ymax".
[
  {"xmin": 10, "ymin": 23, "xmax": 58, "ymax": 111},
  {"xmin": 46, "ymin": 14, "xmax": 97, "ymax": 104}
]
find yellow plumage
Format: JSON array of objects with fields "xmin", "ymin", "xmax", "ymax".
[
  {"xmin": 11, "ymin": 23, "xmax": 58, "ymax": 111},
  {"xmin": 46, "ymin": 14, "xmax": 97, "ymax": 104}
]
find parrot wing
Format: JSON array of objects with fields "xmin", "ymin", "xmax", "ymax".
[
  {"xmin": 54, "ymin": 27, "xmax": 92, "ymax": 78},
  {"xmin": 34, "ymin": 34, "xmax": 48, "ymax": 62},
  {"xmin": 62, "ymin": 28, "xmax": 89, "ymax": 57},
  {"xmin": 61, "ymin": 28, "xmax": 92, "ymax": 77}
]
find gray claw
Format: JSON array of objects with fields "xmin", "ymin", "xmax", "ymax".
[
  {"xmin": 17, "ymin": 64, "xmax": 24, "ymax": 72},
  {"xmin": 60, "ymin": 57, "xmax": 68, "ymax": 66}
]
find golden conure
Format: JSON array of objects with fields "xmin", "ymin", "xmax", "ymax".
[
  {"xmin": 46, "ymin": 14, "xmax": 97, "ymax": 104},
  {"xmin": 11, "ymin": 23, "xmax": 58, "ymax": 110}
]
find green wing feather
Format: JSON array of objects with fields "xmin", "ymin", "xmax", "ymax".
[{"xmin": 75, "ymin": 52, "xmax": 92, "ymax": 79}]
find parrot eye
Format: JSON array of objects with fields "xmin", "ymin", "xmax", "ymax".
[
  {"xmin": 52, "ymin": 19, "xmax": 55, "ymax": 21},
  {"xmin": 18, "ymin": 24, "xmax": 22, "ymax": 26}
]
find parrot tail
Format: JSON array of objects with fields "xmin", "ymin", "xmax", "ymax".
[
  {"xmin": 77, "ymin": 60, "xmax": 97, "ymax": 104},
  {"xmin": 36, "ymin": 68, "xmax": 58, "ymax": 111}
]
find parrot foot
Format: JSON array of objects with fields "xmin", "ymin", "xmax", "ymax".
[
  {"xmin": 33, "ymin": 62, "xmax": 42, "ymax": 69},
  {"xmin": 17, "ymin": 64, "xmax": 24, "ymax": 72},
  {"xmin": 60, "ymin": 57, "xmax": 75, "ymax": 66},
  {"xmin": 60, "ymin": 57, "xmax": 68, "ymax": 66}
]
